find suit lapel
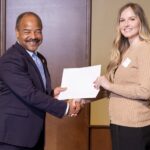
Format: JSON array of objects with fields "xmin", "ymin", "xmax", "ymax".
[
  {"xmin": 14, "ymin": 42, "xmax": 46, "ymax": 91},
  {"xmin": 37, "ymin": 53, "xmax": 52, "ymax": 94}
]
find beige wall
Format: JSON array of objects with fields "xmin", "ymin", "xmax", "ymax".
[{"xmin": 91, "ymin": 0, "xmax": 150, "ymax": 125}]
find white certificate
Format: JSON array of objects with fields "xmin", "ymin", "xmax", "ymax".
[{"xmin": 58, "ymin": 65, "xmax": 101, "ymax": 100}]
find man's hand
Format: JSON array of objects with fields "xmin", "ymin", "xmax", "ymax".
[
  {"xmin": 67, "ymin": 99, "xmax": 81, "ymax": 117},
  {"xmin": 53, "ymin": 86, "xmax": 67, "ymax": 98}
]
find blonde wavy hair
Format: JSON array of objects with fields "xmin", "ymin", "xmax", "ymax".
[{"xmin": 106, "ymin": 3, "xmax": 150, "ymax": 82}]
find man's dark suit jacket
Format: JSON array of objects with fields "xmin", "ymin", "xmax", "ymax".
[{"xmin": 0, "ymin": 42, "xmax": 67, "ymax": 148}]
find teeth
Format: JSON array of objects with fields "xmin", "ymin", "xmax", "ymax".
[
  {"xmin": 124, "ymin": 28, "xmax": 132, "ymax": 32},
  {"xmin": 28, "ymin": 42, "xmax": 37, "ymax": 46},
  {"xmin": 29, "ymin": 41, "xmax": 37, "ymax": 44}
]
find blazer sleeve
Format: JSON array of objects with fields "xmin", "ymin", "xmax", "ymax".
[{"xmin": 0, "ymin": 52, "xmax": 67, "ymax": 118}]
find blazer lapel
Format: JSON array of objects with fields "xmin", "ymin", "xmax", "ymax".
[
  {"xmin": 37, "ymin": 53, "xmax": 52, "ymax": 94},
  {"xmin": 14, "ymin": 42, "xmax": 46, "ymax": 91}
]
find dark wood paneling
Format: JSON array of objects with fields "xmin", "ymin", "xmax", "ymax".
[
  {"xmin": 90, "ymin": 126, "xmax": 112, "ymax": 150},
  {"xmin": 0, "ymin": 0, "xmax": 6, "ymax": 56},
  {"xmin": 45, "ymin": 105, "xmax": 90, "ymax": 150},
  {"xmin": 2, "ymin": 0, "xmax": 91, "ymax": 150}
]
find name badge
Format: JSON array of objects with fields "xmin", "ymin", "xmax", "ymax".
[{"xmin": 122, "ymin": 57, "xmax": 131, "ymax": 68}]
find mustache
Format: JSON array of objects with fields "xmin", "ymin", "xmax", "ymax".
[{"xmin": 25, "ymin": 38, "xmax": 41, "ymax": 43}]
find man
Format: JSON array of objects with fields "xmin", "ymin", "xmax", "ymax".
[{"xmin": 0, "ymin": 12, "xmax": 81, "ymax": 150}]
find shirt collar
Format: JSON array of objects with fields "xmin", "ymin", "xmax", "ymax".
[{"xmin": 26, "ymin": 50, "xmax": 38, "ymax": 58}]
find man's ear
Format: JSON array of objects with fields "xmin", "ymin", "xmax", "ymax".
[{"xmin": 15, "ymin": 29, "xmax": 19, "ymax": 39}]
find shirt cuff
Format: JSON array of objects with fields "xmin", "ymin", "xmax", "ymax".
[{"xmin": 64, "ymin": 103, "xmax": 69, "ymax": 116}]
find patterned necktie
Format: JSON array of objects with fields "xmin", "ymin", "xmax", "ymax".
[{"xmin": 32, "ymin": 53, "xmax": 46, "ymax": 89}]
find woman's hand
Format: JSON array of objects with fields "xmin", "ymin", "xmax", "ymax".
[{"xmin": 94, "ymin": 75, "xmax": 111, "ymax": 91}]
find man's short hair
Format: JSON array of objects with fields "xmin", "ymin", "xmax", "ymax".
[{"xmin": 15, "ymin": 12, "xmax": 43, "ymax": 30}]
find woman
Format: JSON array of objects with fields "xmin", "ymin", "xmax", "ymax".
[{"xmin": 94, "ymin": 3, "xmax": 150, "ymax": 150}]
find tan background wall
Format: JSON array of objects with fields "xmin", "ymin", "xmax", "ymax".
[{"xmin": 91, "ymin": 0, "xmax": 150, "ymax": 125}]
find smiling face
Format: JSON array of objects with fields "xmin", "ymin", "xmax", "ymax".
[
  {"xmin": 16, "ymin": 15, "xmax": 43, "ymax": 52},
  {"xmin": 119, "ymin": 7, "xmax": 141, "ymax": 42}
]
